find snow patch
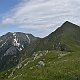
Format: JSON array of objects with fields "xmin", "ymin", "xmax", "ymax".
[
  {"xmin": 22, "ymin": 45, "xmax": 24, "ymax": 48},
  {"xmin": 13, "ymin": 33, "xmax": 20, "ymax": 47},
  {"xmin": 26, "ymin": 34, "xmax": 30, "ymax": 43},
  {"xmin": 12, "ymin": 33, "xmax": 25, "ymax": 51},
  {"xmin": 13, "ymin": 32, "xmax": 16, "ymax": 36},
  {"xmin": 19, "ymin": 48, "xmax": 22, "ymax": 51}
]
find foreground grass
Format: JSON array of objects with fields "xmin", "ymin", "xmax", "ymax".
[{"xmin": 4, "ymin": 50, "xmax": 80, "ymax": 80}]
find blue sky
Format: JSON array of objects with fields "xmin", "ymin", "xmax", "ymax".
[
  {"xmin": 0, "ymin": 0, "xmax": 80, "ymax": 37},
  {"xmin": 0, "ymin": 0, "xmax": 24, "ymax": 36},
  {"xmin": 0, "ymin": 0, "xmax": 20, "ymax": 14}
]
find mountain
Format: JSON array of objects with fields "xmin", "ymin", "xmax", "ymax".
[
  {"xmin": 0, "ymin": 32, "xmax": 38, "ymax": 71},
  {"xmin": 25, "ymin": 21, "xmax": 80, "ymax": 54},
  {"xmin": 0, "ymin": 21, "xmax": 80, "ymax": 80}
]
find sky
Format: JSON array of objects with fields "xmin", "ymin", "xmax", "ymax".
[{"xmin": 0, "ymin": 0, "xmax": 80, "ymax": 37}]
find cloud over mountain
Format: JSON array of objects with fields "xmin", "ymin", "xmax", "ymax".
[{"xmin": 0, "ymin": 0, "xmax": 80, "ymax": 37}]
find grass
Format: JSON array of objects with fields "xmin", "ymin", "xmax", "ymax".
[{"xmin": 4, "ymin": 50, "xmax": 80, "ymax": 80}]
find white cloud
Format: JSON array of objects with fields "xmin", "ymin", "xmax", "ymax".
[
  {"xmin": 1, "ymin": 0, "xmax": 80, "ymax": 37},
  {"xmin": 2, "ymin": 18, "xmax": 15, "ymax": 25}
]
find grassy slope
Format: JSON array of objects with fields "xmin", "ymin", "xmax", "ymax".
[{"xmin": 6, "ymin": 50, "xmax": 80, "ymax": 80}]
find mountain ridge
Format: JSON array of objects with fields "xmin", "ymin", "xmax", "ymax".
[
  {"xmin": 0, "ymin": 21, "xmax": 80, "ymax": 80},
  {"xmin": 29, "ymin": 21, "xmax": 80, "ymax": 51},
  {"xmin": 0, "ymin": 32, "xmax": 38, "ymax": 71}
]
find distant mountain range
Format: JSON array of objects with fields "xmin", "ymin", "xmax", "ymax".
[{"xmin": 0, "ymin": 21, "xmax": 80, "ymax": 80}]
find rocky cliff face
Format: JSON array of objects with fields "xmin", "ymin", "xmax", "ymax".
[{"xmin": 0, "ymin": 32, "xmax": 38, "ymax": 70}]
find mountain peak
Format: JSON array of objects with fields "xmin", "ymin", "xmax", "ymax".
[
  {"xmin": 62, "ymin": 21, "xmax": 74, "ymax": 26},
  {"xmin": 61, "ymin": 21, "xmax": 79, "ymax": 28},
  {"xmin": 6, "ymin": 32, "xmax": 13, "ymax": 35},
  {"xmin": 64, "ymin": 21, "xmax": 72, "ymax": 24}
]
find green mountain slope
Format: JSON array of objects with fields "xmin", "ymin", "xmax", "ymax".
[
  {"xmin": 24, "ymin": 21, "xmax": 80, "ymax": 54},
  {"xmin": 6, "ymin": 50, "xmax": 80, "ymax": 80}
]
